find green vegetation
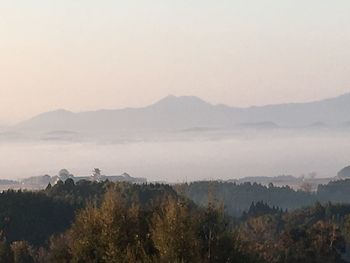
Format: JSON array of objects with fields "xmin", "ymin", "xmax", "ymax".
[
  {"xmin": 179, "ymin": 180, "xmax": 350, "ymax": 216},
  {"xmin": 1, "ymin": 180, "xmax": 350, "ymax": 262}
]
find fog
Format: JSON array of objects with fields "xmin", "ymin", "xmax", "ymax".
[{"xmin": 0, "ymin": 130, "xmax": 349, "ymax": 182}]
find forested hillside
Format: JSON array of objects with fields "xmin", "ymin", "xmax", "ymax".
[
  {"xmin": 179, "ymin": 179, "xmax": 350, "ymax": 216},
  {"xmin": 0, "ymin": 180, "xmax": 350, "ymax": 262}
]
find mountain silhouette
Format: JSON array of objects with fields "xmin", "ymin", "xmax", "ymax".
[{"xmin": 14, "ymin": 93, "xmax": 350, "ymax": 132}]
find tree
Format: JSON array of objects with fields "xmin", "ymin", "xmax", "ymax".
[
  {"xmin": 0, "ymin": 233, "xmax": 13, "ymax": 263},
  {"xmin": 67, "ymin": 187, "xmax": 156, "ymax": 262},
  {"xmin": 152, "ymin": 198, "xmax": 199, "ymax": 262},
  {"xmin": 10, "ymin": 241, "xmax": 34, "ymax": 263},
  {"xmin": 40, "ymin": 235, "xmax": 71, "ymax": 263},
  {"xmin": 197, "ymin": 202, "xmax": 242, "ymax": 263}
]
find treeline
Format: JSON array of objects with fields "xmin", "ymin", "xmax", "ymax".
[
  {"xmin": 0, "ymin": 182, "xmax": 255, "ymax": 263},
  {"xmin": 179, "ymin": 179, "xmax": 350, "ymax": 216},
  {"xmin": 1, "ymin": 180, "xmax": 350, "ymax": 262}
]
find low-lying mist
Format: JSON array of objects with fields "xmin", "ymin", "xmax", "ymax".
[{"xmin": 0, "ymin": 129, "xmax": 349, "ymax": 182}]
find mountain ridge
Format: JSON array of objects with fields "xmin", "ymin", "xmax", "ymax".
[{"xmin": 13, "ymin": 92, "xmax": 350, "ymax": 132}]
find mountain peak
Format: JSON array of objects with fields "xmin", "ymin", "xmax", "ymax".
[{"xmin": 150, "ymin": 95, "xmax": 212, "ymax": 109}]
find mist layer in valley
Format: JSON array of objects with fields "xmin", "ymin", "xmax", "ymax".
[{"xmin": 0, "ymin": 129, "xmax": 349, "ymax": 182}]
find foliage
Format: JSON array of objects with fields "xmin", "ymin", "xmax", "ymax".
[
  {"xmin": 0, "ymin": 190, "xmax": 74, "ymax": 246},
  {"xmin": 1, "ymin": 180, "xmax": 350, "ymax": 262}
]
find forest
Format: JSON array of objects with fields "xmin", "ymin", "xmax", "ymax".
[{"xmin": 1, "ymin": 179, "xmax": 350, "ymax": 262}]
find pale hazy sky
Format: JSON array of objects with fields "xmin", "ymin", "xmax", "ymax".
[{"xmin": 1, "ymin": 0, "xmax": 350, "ymax": 124}]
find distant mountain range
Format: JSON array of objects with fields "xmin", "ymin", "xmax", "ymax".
[{"xmin": 12, "ymin": 93, "xmax": 350, "ymax": 132}]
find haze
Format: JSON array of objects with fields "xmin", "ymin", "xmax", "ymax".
[
  {"xmin": 1, "ymin": 0, "xmax": 350, "ymax": 124},
  {"xmin": 0, "ymin": 131, "xmax": 349, "ymax": 182}
]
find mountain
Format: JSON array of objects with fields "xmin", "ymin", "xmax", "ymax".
[
  {"xmin": 13, "ymin": 93, "xmax": 350, "ymax": 132},
  {"xmin": 14, "ymin": 95, "xmax": 235, "ymax": 132},
  {"xmin": 235, "ymin": 93, "xmax": 350, "ymax": 126}
]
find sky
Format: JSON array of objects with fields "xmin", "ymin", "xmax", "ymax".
[{"xmin": 1, "ymin": 0, "xmax": 350, "ymax": 124}]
